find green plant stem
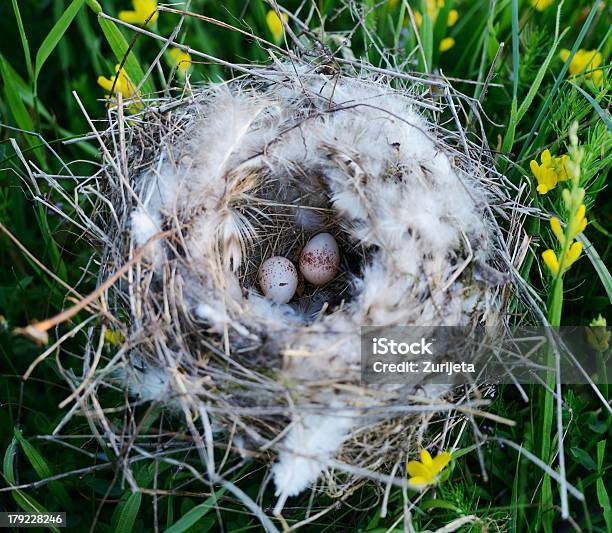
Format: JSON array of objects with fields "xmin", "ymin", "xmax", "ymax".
[{"xmin": 538, "ymin": 275, "xmax": 563, "ymax": 533}]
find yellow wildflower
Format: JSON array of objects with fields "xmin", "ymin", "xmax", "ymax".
[
  {"xmin": 119, "ymin": 0, "xmax": 158, "ymax": 26},
  {"xmin": 529, "ymin": 149, "xmax": 572, "ymax": 195},
  {"xmin": 542, "ymin": 211, "xmax": 586, "ymax": 276},
  {"xmin": 530, "ymin": 149, "xmax": 558, "ymax": 194},
  {"xmin": 411, "ymin": 1, "xmax": 458, "ymax": 52},
  {"xmin": 543, "ymin": 240, "xmax": 582, "ymax": 274},
  {"xmin": 407, "ymin": 449, "xmax": 451, "ymax": 488},
  {"xmin": 266, "ymin": 10, "xmax": 289, "ymax": 42},
  {"xmin": 542, "ymin": 122, "xmax": 588, "ymax": 278},
  {"xmin": 567, "ymin": 203, "xmax": 587, "ymax": 238},
  {"xmin": 413, "ymin": 1, "xmax": 459, "ymax": 28},
  {"xmin": 566, "ymin": 241, "xmax": 582, "ymax": 266},
  {"xmin": 531, "ymin": 0, "xmax": 555, "ymax": 11},
  {"xmin": 549, "ymin": 216, "xmax": 565, "ymax": 246},
  {"xmin": 97, "ymin": 64, "xmax": 141, "ymax": 111},
  {"xmin": 542, "ymin": 249, "xmax": 560, "ymax": 276},
  {"xmin": 586, "ymin": 315, "xmax": 610, "ymax": 351},
  {"xmin": 439, "ymin": 37, "xmax": 455, "ymax": 52},
  {"xmin": 559, "ymin": 48, "xmax": 604, "ymax": 85},
  {"xmin": 168, "ymin": 47, "xmax": 192, "ymax": 77}
]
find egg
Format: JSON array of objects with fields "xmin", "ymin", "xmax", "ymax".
[
  {"xmin": 299, "ymin": 232, "xmax": 340, "ymax": 286},
  {"xmin": 258, "ymin": 256, "xmax": 298, "ymax": 304}
]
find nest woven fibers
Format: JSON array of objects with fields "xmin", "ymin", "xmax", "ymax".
[{"xmin": 17, "ymin": 16, "xmax": 550, "ymax": 531}]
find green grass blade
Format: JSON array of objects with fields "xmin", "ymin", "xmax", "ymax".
[
  {"xmin": 569, "ymin": 82, "xmax": 612, "ymax": 132},
  {"xmin": 577, "ymin": 233, "xmax": 612, "ymax": 303},
  {"xmin": 10, "ymin": 0, "xmax": 33, "ymax": 82},
  {"xmin": 34, "ymin": 0, "xmax": 86, "ymax": 82},
  {"xmin": 164, "ymin": 487, "xmax": 227, "ymax": 533},
  {"xmin": 115, "ymin": 491, "xmax": 143, "ymax": 533},
  {"xmin": 514, "ymin": 31, "xmax": 564, "ymax": 124},
  {"xmin": 93, "ymin": 12, "xmax": 155, "ymax": 96},
  {"xmin": 35, "ymin": 203, "xmax": 68, "ymax": 283},
  {"xmin": 510, "ymin": 0, "xmax": 519, "ymax": 101},
  {"xmin": 419, "ymin": 0, "xmax": 433, "ymax": 73}
]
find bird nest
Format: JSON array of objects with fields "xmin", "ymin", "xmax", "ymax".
[
  {"xmin": 19, "ymin": 48, "xmax": 538, "ymax": 530},
  {"xmin": 118, "ymin": 62, "xmax": 519, "ymax": 512}
]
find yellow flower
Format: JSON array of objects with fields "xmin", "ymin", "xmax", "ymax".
[
  {"xmin": 543, "ymin": 202, "xmax": 586, "ymax": 277},
  {"xmin": 411, "ymin": 1, "xmax": 458, "ymax": 53},
  {"xmin": 567, "ymin": 203, "xmax": 587, "ymax": 239},
  {"xmin": 542, "ymin": 241, "xmax": 582, "ymax": 276},
  {"xmin": 407, "ymin": 449, "xmax": 451, "ymax": 488},
  {"xmin": 388, "ymin": 0, "xmax": 400, "ymax": 8},
  {"xmin": 414, "ymin": 1, "xmax": 459, "ymax": 27},
  {"xmin": 566, "ymin": 241, "xmax": 582, "ymax": 266},
  {"xmin": 542, "ymin": 249, "xmax": 560, "ymax": 276},
  {"xmin": 168, "ymin": 47, "xmax": 192, "ymax": 77},
  {"xmin": 586, "ymin": 315, "xmax": 610, "ymax": 351},
  {"xmin": 530, "ymin": 149, "xmax": 558, "ymax": 194},
  {"xmin": 97, "ymin": 64, "xmax": 141, "ymax": 111},
  {"xmin": 531, "ymin": 0, "xmax": 555, "ymax": 11},
  {"xmin": 266, "ymin": 10, "xmax": 289, "ymax": 42},
  {"xmin": 559, "ymin": 48, "xmax": 604, "ymax": 85},
  {"xmin": 119, "ymin": 0, "xmax": 158, "ymax": 26},
  {"xmin": 529, "ymin": 149, "xmax": 572, "ymax": 194},
  {"xmin": 439, "ymin": 37, "xmax": 455, "ymax": 52},
  {"xmin": 550, "ymin": 216, "xmax": 565, "ymax": 246}
]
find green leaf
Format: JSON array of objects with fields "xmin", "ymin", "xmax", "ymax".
[
  {"xmin": 0, "ymin": 57, "xmax": 34, "ymax": 132},
  {"xmin": 97, "ymin": 16, "xmax": 155, "ymax": 95},
  {"xmin": 34, "ymin": 0, "xmax": 86, "ymax": 82},
  {"xmin": 0, "ymin": 55, "xmax": 46, "ymax": 162},
  {"xmin": 14, "ymin": 428, "xmax": 70, "ymax": 507},
  {"xmin": 164, "ymin": 487, "xmax": 227, "ymax": 533},
  {"xmin": 14, "ymin": 428, "xmax": 52, "ymax": 479},
  {"xmin": 577, "ymin": 233, "xmax": 612, "ymax": 304},
  {"xmin": 114, "ymin": 491, "xmax": 142, "ymax": 533},
  {"xmin": 446, "ymin": 443, "xmax": 479, "ymax": 460},
  {"xmin": 2, "ymin": 437, "xmax": 59, "ymax": 533},
  {"xmin": 596, "ymin": 442, "xmax": 612, "ymax": 532},
  {"xmin": 570, "ymin": 446, "xmax": 597, "ymax": 471},
  {"xmin": 3, "ymin": 437, "xmax": 18, "ymax": 485},
  {"xmin": 420, "ymin": 498, "xmax": 461, "ymax": 513}
]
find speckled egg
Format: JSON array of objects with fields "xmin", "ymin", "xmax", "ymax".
[
  {"xmin": 299, "ymin": 233, "xmax": 340, "ymax": 286},
  {"xmin": 258, "ymin": 256, "xmax": 298, "ymax": 304}
]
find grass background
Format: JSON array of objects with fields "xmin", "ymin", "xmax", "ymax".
[{"xmin": 0, "ymin": 0, "xmax": 610, "ymax": 531}]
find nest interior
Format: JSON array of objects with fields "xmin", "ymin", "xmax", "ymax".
[{"xmin": 236, "ymin": 170, "xmax": 363, "ymax": 321}]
